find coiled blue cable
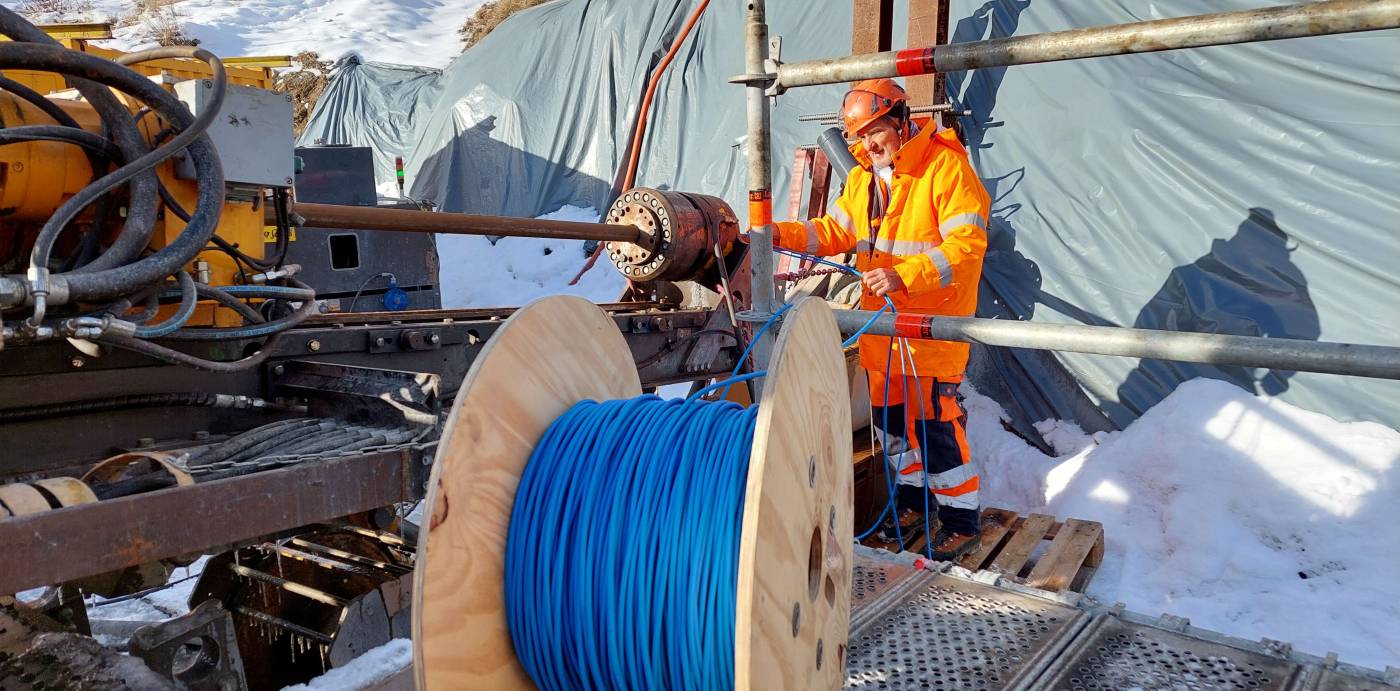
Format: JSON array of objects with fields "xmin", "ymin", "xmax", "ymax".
[
  {"xmin": 775, "ymin": 247, "xmax": 934, "ymax": 557},
  {"xmin": 505, "ymin": 395, "xmax": 759, "ymax": 691}
]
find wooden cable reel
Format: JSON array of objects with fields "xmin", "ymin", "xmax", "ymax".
[{"xmin": 413, "ymin": 295, "xmax": 854, "ymax": 690}]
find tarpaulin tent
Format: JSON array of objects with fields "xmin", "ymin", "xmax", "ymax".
[{"xmin": 299, "ymin": 0, "xmax": 1400, "ymax": 433}]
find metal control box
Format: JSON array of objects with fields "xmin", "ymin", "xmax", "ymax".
[
  {"xmin": 174, "ymin": 80, "xmax": 295, "ymax": 187},
  {"xmin": 283, "ymin": 146, "xmax": 441, "ymax": 312}
]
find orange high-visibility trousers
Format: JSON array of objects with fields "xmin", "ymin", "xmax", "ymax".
[{"xmin": 867, "ymin": 370, "xmax": 979, "ymax": 520}]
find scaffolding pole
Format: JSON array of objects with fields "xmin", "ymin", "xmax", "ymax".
[
  {"xmin": 740, "ymin": 0, "xmax": 779, "ymax": 385},
  {"xmin": 831, "ymin": 309, "xmax": 1400, "ymax": 380},
  {"xmin": 774, "ymin": 0, "xmax": 1400, "ymax": 89}
]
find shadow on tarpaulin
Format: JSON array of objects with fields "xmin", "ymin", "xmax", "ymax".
[{"xmin": 943, "ymin": 0, "xmax": 1399, "ymax": 437}]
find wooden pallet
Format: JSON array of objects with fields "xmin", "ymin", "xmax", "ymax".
[
  {"xmin": 958, "ymin": 508, "xmax": 1105, "ymax": 593},
  {"xmin": 859, "ymin": 507, "xmax": 1104, "ymax": 593}
]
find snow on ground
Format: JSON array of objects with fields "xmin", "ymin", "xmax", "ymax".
[
  {"xmin": 437, "ymin": 205, "xmax": 628, "ymax": 309},
  {"xmin": 84, "ymin": 556, "xmax": 208, "ymax": 648},
  {"xmin": 964, "ymin": 377, "xmax": 1400, "ymax": 670},
  {"xmin": 2, "ymin": 0, "xmax": 474, "ymax": 68},
  {"xmin": 281, "ymin": 638, "xmax": 412, "ymax": 691}
]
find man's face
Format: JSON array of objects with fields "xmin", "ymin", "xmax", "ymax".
[{"xmin": 858, "ymin": 117, "xmax": 903, "ymax": 169}]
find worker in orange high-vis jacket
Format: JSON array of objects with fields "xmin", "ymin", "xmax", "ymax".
[{"xmin": 771, "ymin": 78, "xmax": 990, "ymax": 559}]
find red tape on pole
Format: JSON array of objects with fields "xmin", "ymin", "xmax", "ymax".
[
  {"xmin": 894, "ymin": 313, "xmax": 932, "ymax": 339},
  {"xmin": 894, "ymin": 47, "xmax": 936, "ymax": 77}
]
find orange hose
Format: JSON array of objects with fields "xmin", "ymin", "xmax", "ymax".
[
  {"xmin": 622, "ymin": 0, "xmax": 711, "ymax": 191},
  {"xmin": 571, "ymin": 0, "xmax": 711, "ymax": 286}
]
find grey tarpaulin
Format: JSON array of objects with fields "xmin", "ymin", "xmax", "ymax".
[
  {"xmin": 298, "ymin": 53, "xmax": 444, "ymax": 197},
  {"xmin": 297, "ymin": 0, "xmax": 1400, "ymax": 432}
]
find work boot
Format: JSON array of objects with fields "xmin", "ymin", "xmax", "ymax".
[
  {"xmin": 874, "ymin": 485, "xmax": 935, "ymax": 544},
  {"xmin": 929, "ymin": 528, "xmax": 981, "ymax": 561},
  {"xmin": 874, "ymin": 507, "xmax": 924, "ymax": 544}
]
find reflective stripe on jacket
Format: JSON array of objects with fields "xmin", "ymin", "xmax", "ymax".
[{"xmin": 774, "ymin": 126, "xmax": 991, "ymax": 378}]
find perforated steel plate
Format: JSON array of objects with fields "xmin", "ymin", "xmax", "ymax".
[
  {"xmin": 844, "ymin": 573, "xmax": 1083, "ymax": 689},
  {"xmin": 849, "ymin": 551, "xmax": 923, "ymax": 624},
  {"xmin": 1039, "ymin": 615, "xmax": 1303, "ymax": 691}
]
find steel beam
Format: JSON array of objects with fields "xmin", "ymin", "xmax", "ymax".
[
  {"xmin": 776, "ymin": 0, "xmax": 1400, "ymax": 89},
  {"xmin": 0, "ymin": 449, "xmax": 426, "ymax": 594},
  {"xmin": 280, "ymin": 202, "xmax": 642, "ymax": 244},
  {"xmin": 832, "ymin": 310, "xmax": 1400, "ymax": 380}
]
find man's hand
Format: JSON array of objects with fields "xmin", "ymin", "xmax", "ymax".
[{"xmin": 862, "ymin": 268, "xmax": 905, "ymax": 296}]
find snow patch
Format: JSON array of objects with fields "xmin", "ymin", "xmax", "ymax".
[
  {"xmin": 3, "ymin": 0, "xmax": 475, "ymax": 68},
  {"xmin": 437, "ymin": 205, "xmax": 627, "ymax": 309},
  {"xmin": 965, "ymin": 378, "xmax": 1400, "ymax": 670},
  {"xmin": 280, "ymin": 638, "xmax": 412, "ymax": 691}
]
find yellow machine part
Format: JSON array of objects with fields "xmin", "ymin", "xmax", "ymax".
[
  {"xmin": 0, "ymin": 34, "xmax": 278, "ymax": 93},
  {"xmin": 0, "ymin": 47, "xmax": 272, "ymax": 327}
]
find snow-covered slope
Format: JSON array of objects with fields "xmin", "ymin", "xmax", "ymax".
[
  {"xmin": 2, "ymin": 0, "xmax": 474, "ymax": 67},
  {"xmin": 967, "ymin": 377, "xmax": 1400, "ymax": 670}
]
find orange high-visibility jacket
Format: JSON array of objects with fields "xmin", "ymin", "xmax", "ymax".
[{"xmin": 774, "ymin": 125, "xmax": 990, "ymax": 378}]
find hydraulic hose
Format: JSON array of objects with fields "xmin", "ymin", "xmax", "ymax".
[
  {"xmin": 0, "ymin": 73, "xmax": 80, "ymax": 127},
  {"xmin": 195, "ymin": 284, "xmax": 265, "ymax": 325},
  {"xmin": 0, "ymin": 8, "xmax": 160, "ymax": 272},
  {"xmin": 0, "ymin": 392, "xmax": 258, "ymax": 423},
  {"xmin": 0, "ymin": 44, "xmax": 229, "ymax": 279},
  {"xmin": 96, "ymin": 332, "xmax": 281, "ymax": 373},
  {"xmin": 0, "ymin": 125, "xmax": 121, "ymax": 157},
  {"xmin": 134, "ymin": 271, "xmax": 196, "ymax": 338},
  {"xmin": 0, "ymin": 42, "xmax": 227, "ymax": 309},
  {"xmin": 157, "ymin": 281, "xmax": 318, "ymax": 341},
  {"xmin": 188, "ymin": 418, "xmax": 317, "ymax": 466}
]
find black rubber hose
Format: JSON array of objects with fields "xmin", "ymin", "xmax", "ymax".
[
  {"xmin": 0, "ymin": 56, "xmax": 227, "ymax": 301},
  {"xmin": 0, "ymin": 75, "xmax": 110, "ymax": 181},
  {"xmin": 134, "ymin": 271, "xmax": 196, "ymax": 338},
  {"xmin": 0, "ymin": 8, "xmax": 159, "ymax": 270},
  {"xmin": 0, "ymin": 392, "xmax": 225, "ymax": 423},
  {"xmin": 189, "ymin": 419, "xmax": 318, "ymax": 466},
  {"xmin": 158, "ymin": 281, "xmax": 317, "ymax": 341},
  {"xmin": 0, "ymin": 73, "xmax": 80, "ymax": 127},
  {"xmin": 0, "ymin": 125, "xmax": 121, "ymax": 158},
  {"xmin": 196, "ymin": 284, "xmax": 265, "ymax": 324},
  {"xmin": 96, "ymin": 331, "xmax": 278, "ymax": 373},
  {"xmin": 222, "ymin": 420, "xmax": 338, "ymax": 464},
  {"xmin": 0, "ymin": 44, "xmax": 228, "ymax": 280}
]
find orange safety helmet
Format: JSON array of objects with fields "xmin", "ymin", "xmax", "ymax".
[{"xmin": 841, "ymin": 78, "xmax": 909, "ymax": 138}]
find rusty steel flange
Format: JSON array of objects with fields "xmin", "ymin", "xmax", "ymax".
[{"xmin": 605, "ymin": 188, "xmax": 740, "ymax": 283}]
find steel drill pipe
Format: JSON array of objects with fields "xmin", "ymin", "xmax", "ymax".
[
  {"xmin": 831, "ymin": 310, "xmax": 1400, "ymax": 380},
  {"xmin": 776, "ymin": 0, "xmax": 1400, "ymax": 89},
  {"xmin": 279, "ymin": 202, "xmax": 643, "ymax": 244}
]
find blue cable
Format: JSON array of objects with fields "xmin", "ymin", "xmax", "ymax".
[
  {"xmin": 506, "ymin": 396, "xmax": 758, "ymax": 691},
  {"xmin": 774, "ymin": 248, "xmax": 912, "ymax": 547},
  {"xmin": 728, "ymin": 301, "xmax": 793, "ymax": 378}
]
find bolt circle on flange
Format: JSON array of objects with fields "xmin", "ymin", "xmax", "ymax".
[{"xmin": 604, "ymin": 187, "xmax": 740, "ymax": 284}]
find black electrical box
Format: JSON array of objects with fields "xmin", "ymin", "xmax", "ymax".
[{"xmin": 281, "ymin": 146, "xmax": 441, "ymax": 312}]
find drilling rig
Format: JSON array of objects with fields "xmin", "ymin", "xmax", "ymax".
[{"xmin": 2, "ymin": 2, "xmax": 1399, "ymax": 689}]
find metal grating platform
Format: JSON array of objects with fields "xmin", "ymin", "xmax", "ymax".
[
  {"xmin": 845, "ymin": 572, "xmax": 1084, "ymax": 689},
  {"xmin": 845, "ymin": 547, "xmax": 1399, "ymax": 691},
  {"xmin": 1037, "ymin": 614, "xmax": 1304, "ymax": 691}
]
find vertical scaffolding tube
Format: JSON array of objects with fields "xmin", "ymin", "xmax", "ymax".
[{"xmin": 743, "ymin": 0, "xmax": 779, "ymax": 379}]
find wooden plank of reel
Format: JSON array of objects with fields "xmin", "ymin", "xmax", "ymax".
[{"xmin": 413, "ymin": 295, "xmax": 853, "ymax": 690}]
